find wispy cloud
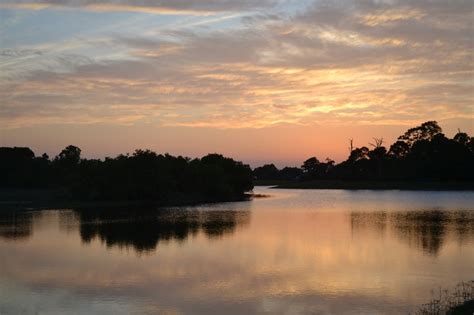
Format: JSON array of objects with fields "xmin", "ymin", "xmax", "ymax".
[
  {"xmin": 0, "ymin": 0, "xmax": 278, "ymax": 15},
  {"xmin": 1, "ymin": 0, "xmax": 473, "ymax": 130}
]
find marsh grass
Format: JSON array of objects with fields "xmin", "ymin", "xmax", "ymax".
[{"xmin": 415, "ymin": 281, "xmax": 473, "ymax": 315}]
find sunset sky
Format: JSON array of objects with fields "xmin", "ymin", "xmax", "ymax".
[{"xmin": 0, "ymin": 0, "xmax": 473, "ymax": 166}]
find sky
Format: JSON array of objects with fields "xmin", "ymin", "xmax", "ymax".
[{"xmin": 0, "ymin": 0, "xmax": 473, "ymax": 167}]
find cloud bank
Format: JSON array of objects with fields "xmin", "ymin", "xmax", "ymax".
[{"xmin": 0, "ymin": 0, "xmax": 473, "ymax": 130}]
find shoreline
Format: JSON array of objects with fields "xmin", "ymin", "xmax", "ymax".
[
  {"xmin": 254, "ymin": 180, "xmax": 474, "ymax": 191},
  {"xmin": 0, "ymin": 188, "xmax": 254, "ymax": 212}
]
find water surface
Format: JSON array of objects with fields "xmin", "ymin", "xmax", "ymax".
[{"xmin": 1, "ymin": 188, "xmax": 473, "ymax": 314}]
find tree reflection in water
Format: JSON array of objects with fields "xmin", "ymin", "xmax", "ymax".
[
  {"xmin": 0, "ymin": 211, "xmax": 37, "ymax": 240},
  {"xmin": 350, "ymin": 210, "xmax": 474, "ymax": 255},
  {"xmin": 2, "ymin": 206, "xmax": 472, "ymax": 257},
  {"xmin": 76, "ymin": 207, "xmax": 251, "ymax": 253}
]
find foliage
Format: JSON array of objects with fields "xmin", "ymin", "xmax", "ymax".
[
  {"xmin": 252, "ymin": 121, "xmax": 474, "ymax": 182},
  {"xmin": 0, "ymin": 147, "xmax": 253, "ymax": 203},
  {"xmin": 2, "ymin": 121, "xmax": 473, "ymax": 196},
  {"xmin": 253, "ymin": 164, "xmax": 280, "ymax": 180},
  {"xmin": 399, "ymin": 121, "xmax": 442, "ymax": 147}
]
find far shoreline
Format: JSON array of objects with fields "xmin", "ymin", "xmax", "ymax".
[
  {"xmin": 2, "ymin": 181, "xmax": 473, "ymax": 212},
  {"xmin": 254, "ymin": 180, "xmax": 474, "ymax": 191}
]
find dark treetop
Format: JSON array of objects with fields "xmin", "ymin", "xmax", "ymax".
[
  {"xmin": 0, "ymin": 147, "xmax": 253, "ymax": 205},
  {"xmin": 253, "ymin": 121, "xmax": 474, "ymax": 189}
]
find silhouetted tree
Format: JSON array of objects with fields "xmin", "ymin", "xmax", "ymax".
[
  {"xmin": 300, "ymin": 157, "xmax": 336, "ymax": 180},
  {"xmin": 454, "ymin": 130, "xmax": 470, "ymax": 146},
  {"xmin": 2, "ymin": 121, "xmax": 473, "ymax": 196},
  {"xmin": 369, "ymin": 137, "xmax": 384, "ymax": 148},
  {"xmin": 253, "ymin": 164, "xmax": 279, "ymax": 180},
  {"xmin": 368, "ymin": 146, "xmax": 387, "ymax": 178},
  {"xmin": 301, "ymin": 157, "xmax": 320, "ymax": 179},
  {"xmin": 302, "ymin": 157, "xmax": 319, "ymax": 172},
  {"xmin": 279, "ymin": 167, "xmax": 303, "ymax": 180},
  {"xmin": 388, "ymin": 140, "xmax": 410, "ymax": 158},
  {"xmin": 398, "ymin": 121, "xmax": 442, "ymax": 147},
  {"xmin": 297, "ymin": 121, "xmax": 473, "ymax": 182},
  {"xmin": 0, "ymin": 147, "xmax": 36, "ymax": 187},
  {"xmin": 348, "ymin": 147, "xmax": 369, "ymax": 162},
  {"xmin": 55, "ymin": 145, "xmax": 81, "ymax": 166}
]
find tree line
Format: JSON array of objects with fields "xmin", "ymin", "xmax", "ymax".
[
  {"xmin": 2, "ymin": 121, "xmax": 472, "ymax": 201},
  {"xmin": 253, "ymin": 121, "xmax": 474, "ymax": 182},
  {"xmin": 0, "ymin": 146, "xmax": 253, "ymax": 204}
]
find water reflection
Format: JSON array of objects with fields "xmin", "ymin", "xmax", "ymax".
[
  {"xmin": 0, "ymin": 211, "xmax": 36, "ymax": 240},
  {"xmin": 350, "ymin": 210, "xmax": 474, "ymax": 255},
  {"xmin": 1, "ymin": 189, "xmax": 473, "ymax": 315},
  {"xmin": 77, "ymin": 207, "xmax": 250, "ymax": 253}
]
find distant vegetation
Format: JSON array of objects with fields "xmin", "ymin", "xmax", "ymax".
[
  {"xmin": 2, "ymin": 121, "xmax": 473, "ymax": 204},
  {"xmin": 0, "ymin": 147, "xmax": 253, "ymax": 205},
  {"xmin": 253, "ymin": 121, "xmax": 474, "ymax": 189}
]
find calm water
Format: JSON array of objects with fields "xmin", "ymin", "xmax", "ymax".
[{"xmin": 1, "ymin": 188, "xmax": 473, "ymax": 314}]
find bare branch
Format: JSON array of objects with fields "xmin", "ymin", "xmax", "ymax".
[{"xmin": 369, "ymin": 137, "xmax": 384, "ymax": 148}]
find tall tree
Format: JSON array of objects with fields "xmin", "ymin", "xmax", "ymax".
[{"xmin": 398, "ymin": 121, "xmax": 442, "ymax": 147}]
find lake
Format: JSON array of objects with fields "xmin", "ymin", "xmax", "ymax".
[{"xmin": 1, "ymin": 187, "xmax": 473, "ymax": 314}]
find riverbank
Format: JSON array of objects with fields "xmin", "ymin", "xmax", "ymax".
[
  {"xmin": 0, "ymin": 188, "xmax": 254, "ymax": 212},
  {"xmin": 254, "ymin": 180, "xmax": 474, "ymax": 191}
]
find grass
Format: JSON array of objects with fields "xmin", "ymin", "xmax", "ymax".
[{"xmin": 415, "ymin": 280, "xmax": 473, "ymax": 315}]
